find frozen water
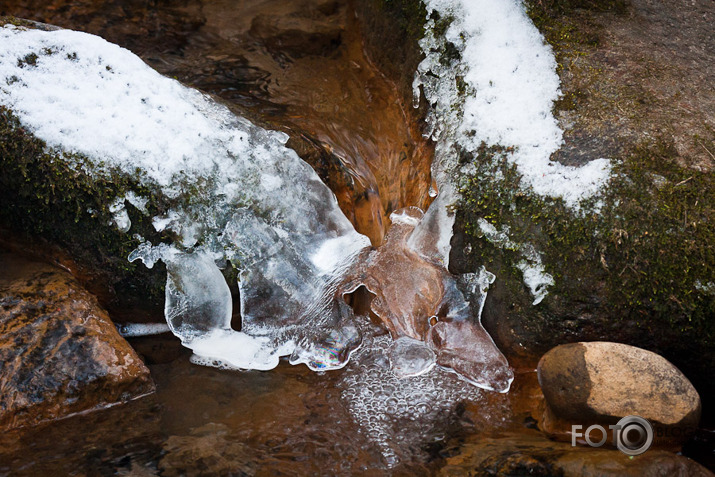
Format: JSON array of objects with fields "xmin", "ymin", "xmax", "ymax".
[
  {"xmin": 0, "ymin": 24, "xmax": 369, "ymax": 372},
  {"xmin": 116, "ymin": 322, "xmax": 171, "ymax": 337},
  {"xmin": 478, "ymin": 218, "xmax": 555, "ymax": 305},
  {"xmin": 1, "ymin": 23, "xmax": 512, "ymax": 390},
  {"xmin": 340, "ymin": 318, "xmax": 511, "ymax": 467},
  {"xmin": 163, "ymin": 251, "xmax": 233, "ymax": 343},
  {"xmin": 517, "ymin": 260, "xmax": 556, "ymax": 305},
  {"xmin": 388, "ymin": 336, "xmax": 436, "ymax": 378},
  {"xmin": 289, "ymin": 302, "xmax": 362, "ymax": 371},
  {"xmin": 343, "ymin": 207, "xmax": 513, "ymax": 392}
]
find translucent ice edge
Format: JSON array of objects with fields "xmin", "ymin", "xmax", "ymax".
[
  {"xmin": 117, "ymin": 322, "xmax": 171, "ymax": 337},
  {"xmin": 0, "ymin": 24, "xmax": 371, "ymax": 373}
]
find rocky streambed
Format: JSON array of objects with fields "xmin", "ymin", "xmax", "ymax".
[{"xmin": 0, "ymin": 0, "xmax": 713, "ymax": 475}]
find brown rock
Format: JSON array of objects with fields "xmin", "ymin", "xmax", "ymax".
[
  {"xmin": 439, "ymin": 430, "xmax": 714, "ymax": 477},
  {"xmin": 0, "ymin": 252, "xmax": 154, "ymax": 430},
  {"xmin": 537, "ymin": 342, "xmax": 701, "ymax": 446}
]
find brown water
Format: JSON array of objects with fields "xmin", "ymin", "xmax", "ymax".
[
  {"xmin": 0, "ymin": 327, "xmax": 544, "ymax": 475},
  {"xmin": 0, "ymin": 0, "xmax": 432, "ymax": 245},
  {"xmin": 1, "ymin": 0, "xmax": 713, "ymax": 474}
]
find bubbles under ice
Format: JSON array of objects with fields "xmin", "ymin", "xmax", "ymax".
[
  {"xmin": 388, "ymin": 336, "xmax": 436, "ymax": 378},
  {"xmin": 0, "ymin": 24, "xmax": 514, "ymax": 393},
  {"xmin": 340, "ymin": 319, "xmax": 485, "ymax": 468}
]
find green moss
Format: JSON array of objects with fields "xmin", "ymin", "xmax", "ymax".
[
  {"xmin": 0, "ymin": 16, "xmax": 37, "ymax": 28},
  {"xmin": 456, "ymin": 137, "xmax": 714, "ymax": 348},
  {"xmin": 603, "ymin": 140, "xmax": 715, "ymax": 327},
  {"xmin": 0, "ymin": 106, "xmax": 167, "ymax": 308},
  {"xmin": 17, "ymin": 52, "xmax": 38, "ymax": 68}
]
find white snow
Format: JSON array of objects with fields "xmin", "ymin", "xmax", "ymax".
[
  {"xmin": 478, "ymin": 218, "xmax": 554, "ymax": 304},
  {"xmin": 695, "ymin": 280, "xmax": 715, "ymax": 296},
  {"xmin": 407, "ymin": 0, "xmax": 605, "ymax": 304},
  {"xmin": 389, "ymin": 209, "xmax": 422, "ymax": 227},
  {"xmin": 109, "ymin": 197, "xmax": 131, "ymax": 233},
  {"xmin": 0, "ymin": 24, "xmax": 371, "ymax": 372},
  {"xmin": 415, "ymin": 0, "xmax": 611, "ymax": 207},
  {"xmin": 517, "ymin": 261, "xmax": 555, "ymax": 305},
  {"xmin": 189, "ymin": 329, "xmax": 281, "ymax": 371},
  {"xmin": 310, "ymin": 233, "xmax": 366, "ymax": 274},
  {"xmin": 124, "ymin": 191, "xmax": 149, "ymax": 214}
]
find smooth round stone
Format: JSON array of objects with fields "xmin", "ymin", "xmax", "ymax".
[{"xmin": 537, "ymin": 342, "xmax": 701, "ymax": 439}]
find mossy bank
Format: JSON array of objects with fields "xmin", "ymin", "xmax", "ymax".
[
  {"xmin": 447, "ymin": 0, "xmax": 714, "ymax": 412},
  {"xmin": 0, "ymin": 104, "xmax": 168, "ymax": 312}
]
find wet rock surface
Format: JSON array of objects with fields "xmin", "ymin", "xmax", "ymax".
[
  {"xmin": 451, "ymin": 0, "xmax": 714, "ymax": 424},
  {"xmin": 537, "ymin": 342, "xmax": 701, "ymax": 445},
  {"xmin": 439, "ymin": 430, "xmax": 714, "ymax": 477},
  {"xmin": 0, "ymin": 252, "xmax": 154, "ymax": 431}
]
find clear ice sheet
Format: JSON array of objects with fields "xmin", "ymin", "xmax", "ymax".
[
  {"xmin": 1, "ymin": 24, "xmax": 513, "ymax": 392},
  {"xmin": 343, "ymin": 207, "xmax": 513, "ymax": 393}
]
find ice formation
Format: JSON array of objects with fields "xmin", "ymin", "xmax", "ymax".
[
  {"xmin": 0, "ymin": 24, "xmax": 512, "ymax": 392},
  {"xmin": 116, "ymin": 322, "xmax": 171, "ymax": 338},
  {"xmin": 344, "ymin": 208, "xmax": 513, "ymax": 392},
  {"xmin": 0, "ymin": 24, "xmax": 370, "ymax": 371},
  {"xmin": 340, "ymin": 318, "xmax": 512, "ymax": 467}
]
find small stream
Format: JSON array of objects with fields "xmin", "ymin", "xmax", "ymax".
[
  {"xmin": 0, "ymin": 0, "xmax": 712, "ymax": 474},
  {"xmin": 0, "ymin": 0, "xmax": 517, "ymax": 472},
  {"xmin": 0, "ymin": 325, "xmax": 541, "ymax": 474}
]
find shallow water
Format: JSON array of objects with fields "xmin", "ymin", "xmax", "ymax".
[
  {"xmin": 0, "ymin": 320, "xmax": 544, "ymax": 475},
  {"xmin": 1, "ymin": 0, "xmax": 713, "ymax": 474}
]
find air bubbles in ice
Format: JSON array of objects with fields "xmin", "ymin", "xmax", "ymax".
[
  {"xmin": 340, "ymin": 320, "xmax": 482, "ymax": 468},
  {"xmin": 387, "ymin": 336, "xmax": 435, "ymax": 378}
]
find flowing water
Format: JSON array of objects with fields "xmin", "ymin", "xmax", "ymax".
[{"xmin": 1, "ymin": 0, "xmax": 710, "ymax": 474}]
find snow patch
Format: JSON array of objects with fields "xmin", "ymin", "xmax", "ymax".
[
  {"xmin": 517, "ymin": 261, "xmax": 555, "ymax": 305},
  {"xmin": 415, "ymin": 0, "xmax": 611, "ymax": 207},
  {"xmin": 478, "ymin": 218, "xmax": 554, "ymax": 305}
]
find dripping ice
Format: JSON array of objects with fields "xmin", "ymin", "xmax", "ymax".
[{"xmin": 0, "ymin": 23, "xmax": 512, "ymax": 392}]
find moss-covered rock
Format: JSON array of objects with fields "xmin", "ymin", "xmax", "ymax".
[
  {"xmin": 449, "ymin": 0, "xmax": 714, "ymax": 410},
  {"xmin": 0, "ymin": 104, "xmax": 168, "ymax": 312}
]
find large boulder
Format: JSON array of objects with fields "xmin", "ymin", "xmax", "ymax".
[
  {"xmin": 537, "ymin": 342, "xmax": 701, "ymax": 446},
  {"xmin": 0, "ymin": 252, "xmax": 154, "ymax": 430},
  {"xmin": 440, "ymin": 0, "xmax": 715, "ymax": 407}
]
